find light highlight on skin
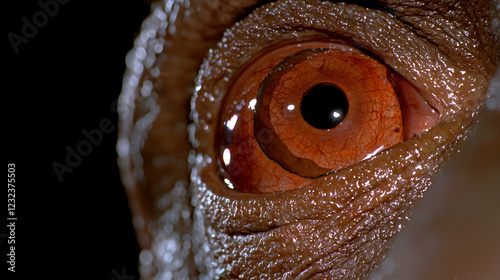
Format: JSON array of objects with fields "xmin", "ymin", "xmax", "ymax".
[{"xmin": 117, "ymin": 0, "xmax": 500, "ymax": 279}]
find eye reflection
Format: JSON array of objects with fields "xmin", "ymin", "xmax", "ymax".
[{"xmin": 222, "ymin": 148, "xmax": 231, "ymax": 166}]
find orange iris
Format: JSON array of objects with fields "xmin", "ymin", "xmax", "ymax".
[{"xmin": 217, "ymin": 41, "xmax": 432, "ymax": 193}]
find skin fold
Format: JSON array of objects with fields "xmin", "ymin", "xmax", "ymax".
[{"xmin": 117, "ymin": 0, "xmax": 500, "ymax": 279}]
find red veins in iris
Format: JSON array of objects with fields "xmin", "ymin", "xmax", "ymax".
[{"xmin": 217, "ymin": 41, "xmax": 431, "ymax": 193}]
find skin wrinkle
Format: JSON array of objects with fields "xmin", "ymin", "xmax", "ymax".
[
  {"xmin": 385, "ymin": 0, "xmax": 500, "ymax": 74},
  {"xmin": 117, "ymin": 0, "xmax": 500, "ymax": 279}
]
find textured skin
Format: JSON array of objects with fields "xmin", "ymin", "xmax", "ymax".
[{"xmin": 117, "ymin": 0, "xmax": 500, "ymax": 279}]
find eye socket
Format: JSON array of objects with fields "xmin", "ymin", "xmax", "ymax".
[{"xmin": 216, "ymin": 41, "xmax": 439, "ymax": 193}]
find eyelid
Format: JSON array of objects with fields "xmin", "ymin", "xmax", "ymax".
[{"xmin": 191, "ymin": 0, "xmax": 471, "ymax": 231}]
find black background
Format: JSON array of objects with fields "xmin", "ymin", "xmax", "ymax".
[{"xmin": 5, "ymin": 1, "xmax": 150, "ymax": 278}]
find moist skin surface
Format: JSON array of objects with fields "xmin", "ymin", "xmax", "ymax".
[{"xmin": 117, "ymin": 0, "xmax": 500, "ymax": 279}]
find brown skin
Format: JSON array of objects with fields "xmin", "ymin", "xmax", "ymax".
[{"xmin": 117, "ymin": 0, "xmax": 500, "ymax": 279}]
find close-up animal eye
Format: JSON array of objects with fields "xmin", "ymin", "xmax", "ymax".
[
  {"xmin": 215, "ymin": 40, "xmax": 439, "ymax": 193},
  {"xmin": 116, "ymin": 0, "xmax": 500, "ymax": 279}
]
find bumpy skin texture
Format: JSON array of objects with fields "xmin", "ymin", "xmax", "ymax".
[{"xmin": 117, "ymin": 0, "xmax": 500, "ymax": 279}]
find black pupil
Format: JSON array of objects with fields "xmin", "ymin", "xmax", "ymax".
[{"xmin": 300, "ymin": 84, "xmax": 349, "ymax": 130}]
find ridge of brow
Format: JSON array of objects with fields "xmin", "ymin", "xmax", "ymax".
[
  {"xmin": 235, "ymin": 0, "xmax": 393, "ymax": 24},
  {"xmin": 332, "ymin": 0, "xmax": 395, "ymax": 15},
  {"xmin": 232, "ymin": 0, "xmax": 276, "ymax": 24}
]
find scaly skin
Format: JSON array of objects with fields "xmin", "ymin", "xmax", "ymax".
[{"xmin": 117, "ymin": 0, "xmax": 500, "ymax": 279}]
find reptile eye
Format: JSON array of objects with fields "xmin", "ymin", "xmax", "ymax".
[{"xmin": 217, "ymin": 41, "xmax": 439, "ymax": 193}]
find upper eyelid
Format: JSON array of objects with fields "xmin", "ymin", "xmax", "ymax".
[
  {"xmin": 196, "ymin": 1, "xmax": 461, "ymax": 121},
  {"xmin": 183, "ymin": 0, "xmax": 491, "ymax": 122}
]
